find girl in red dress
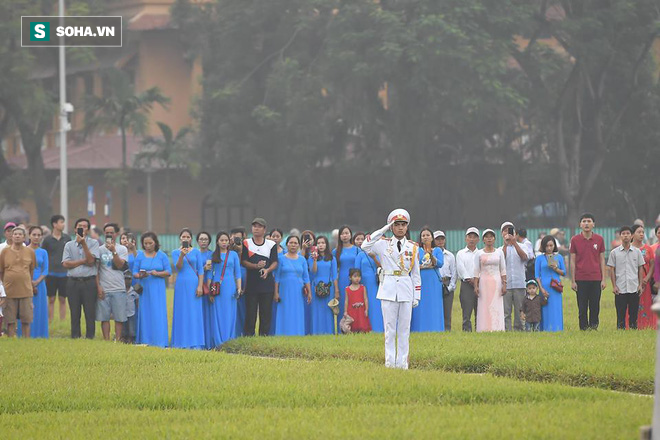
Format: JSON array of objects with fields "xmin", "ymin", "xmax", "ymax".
[{"xmin": 344, "ymin": 269, "xmax": 371, "ymax": 333}]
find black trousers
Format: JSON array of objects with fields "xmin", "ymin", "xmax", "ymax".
[
  {"xmin": 442, "ymin": 285, "xmax": 454, "ymax": 331},
  {"xmin": 615, "ymin": 293, "xmax": 640, "ymax": 329},
  {"xmin": 459, "ymin": 281, "xmax": 478, "ymax": 332},
  {"xmin": 576, "ymin": 281, "xmax": 602, "ymax": 330},
  {"xmin": 244, "ymin": 291, "xmax": 274, "ymax": 336},
  {"xmin": 67, "ymin": 278, "xmax": 97, "ymax": 339}
]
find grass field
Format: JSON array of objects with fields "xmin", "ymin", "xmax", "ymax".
[{"xmin": 2, "ymin": 282, "xmax": 656, "ymax": 438}]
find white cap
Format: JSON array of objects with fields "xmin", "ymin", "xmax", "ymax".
[
  {"xmin": 500, "ymin": 221, "xmax": 514, "ymax": 231},
  {"xmin": 465, "ymin": 227, "xmax": 479, "ymax": 236},
  {"xmin": 388, "ymin": 208, "xmax": 410, "ymax": 224},
  {"xmin": 482, "ymin": 228, "xmax": 496, "ymax": 238},
  {"xmin": 433, "ymin": 230, "xmax": 445, "ymax": 239}
]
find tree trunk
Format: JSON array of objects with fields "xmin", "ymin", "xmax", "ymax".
[{"xmin": 121, "ymin": 124, "xmax": 129, "ymax": 227}]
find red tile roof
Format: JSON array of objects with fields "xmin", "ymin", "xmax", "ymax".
[{"xmin": 7, "ymin": 134, "xmax": 157, "ymax": 170}]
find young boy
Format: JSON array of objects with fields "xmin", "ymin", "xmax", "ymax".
[
  {"xmin": 521, "ymin": 280, "xmax": 543, "ymax": 332},
  {"xmin": 121, "ymin": 275, "xmax": 138, "ymax": 343},
  {"xmin": 607, "ymin": 226, "xmax": 644, "ymax": 329}
]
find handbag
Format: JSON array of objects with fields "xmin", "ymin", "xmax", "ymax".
[
  {"xmin": 315, "ymin": 260, "xmax": 333, "ymax": 298},
  {"xmin": 550, "ymin": 278, "xmax": 564, "ymax": 293},
  {"xmin": 209, "ymin": 251, "xmax": 229, "ymax": 297}
]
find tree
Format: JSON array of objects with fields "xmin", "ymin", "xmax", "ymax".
[
  {"xmin": 85, "ymin": 69, "xmax": 170, "ymax": 227},
  {"xmin": 135, "ymin": 122, "xmax": 195, "ymax": 233}
]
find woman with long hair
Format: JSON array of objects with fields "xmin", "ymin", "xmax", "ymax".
[
  {"xmin": 411, "ymin": 227, "xmax": 445, "ymax": 332},
  {"xmin": 535, "ymin": 235, "xmax": 565, "ymax": 331},
  {"xmin": 272, "ymin": 236, "xmax": 311, "ymax": 336},
  {"xmin": 270, "ymin": 228, "xmax": 285, "ymax": 255},
  {"xmin": 171, "ymin": 228, "xmax": 205, "ymax": 349},
  {"xmin": 133, "ymin": 232, "xmax": 171, "ymax": 347},
  {"xmin": 474, "ymin": 229, "xmax": 507, "ymax": 332},
  {"xmin": 20, "ymin": 226, "xmax": 49, "ymax": 338},
  {"xmin": 196, "ymin": 231, "xmax": 215, "ymax": 348},
  {"xmin": 308, "ymin": 236, "xmax": 338, "ymax": 334},
  {"xmin": 332, "ymin": 226, "xmax": 359, "ymax": 318},
  {"xmin": 206, "ymin": 231, "xmax": 243, "ymax": 347}
]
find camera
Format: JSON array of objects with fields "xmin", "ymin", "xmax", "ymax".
[
  {"xmin": 233, "ymin": 237, "xmax": 242, "ymax": 246},
  {"xmin": 182, "ymin": 241, "xmax": 190, "ymax": 249}
]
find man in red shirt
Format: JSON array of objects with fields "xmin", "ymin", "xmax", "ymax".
[{"xmin": 570, "ymin": 213, "xmax": 606, "ymax": 330}]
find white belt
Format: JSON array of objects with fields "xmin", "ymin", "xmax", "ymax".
[{"xmin": 382, "ymin": 270, "xmax": 409, "ymax": 277}]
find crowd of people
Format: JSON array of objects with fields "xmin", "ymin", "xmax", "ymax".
[{"xmin": 0, "ymin": 211, "xmax": 658, "ymax": 348}]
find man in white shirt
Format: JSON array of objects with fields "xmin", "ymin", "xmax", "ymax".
[
  {"xmin": 456, "ymin": 227, "xmax": 480, "ymax": 332},
  {"xmin": 362, "ymin": 208, "xmax": 421, "ymax": 369},
  {"xmin": 0, "ymin": 222, "xmax": 16, "ymax": 254},
  {"xmin": 500, "ymin": 222, "xmax": 535, "ymax": 331},
  {"xmin": 434, "ymin": 231, "xmax": 457, "ymax": 331}
]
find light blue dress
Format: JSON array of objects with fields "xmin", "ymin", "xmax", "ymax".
[
  {"xmin": 18, "ymin": 247, "xmax": 49, "ymax": 338},
  {"xmin": 207, "ymin": 250, "xmax": 242, "ymax": 347},
  {"xmin": 332, "ymin": 246, "xmax": 359, "ymax": 318},
  {"xmin": 134, "ymin": 251, "xmax": 171, "ymax": 347},
  {"xmin": 199, "ymin": 249, "xmax": 215, "ymax": 349},
  {"xmin": 308, "ymin": 256, "xmax": 338, "ymax": 335},
  {"xmin": 272, "ymin": 254, "xmax": 310, "ymax": 336},
  {"xmin": 411, "ymin": 247, "xmax": 445, "ymax": 332},
  {"xmin": 171, "ymin": 248, "xmax": 205, "ymax": 349},
  {"xmin": 536, "ymin": 253, "xmax": 565, "ymax": 332},
  {"xmin": 354, "ymin": 250, "xmax": 382, "ymax": 332}
]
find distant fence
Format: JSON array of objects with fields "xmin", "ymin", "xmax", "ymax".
[{"xmin": 150, "ymin": 226, "xmax": 653, "ymax": 255}]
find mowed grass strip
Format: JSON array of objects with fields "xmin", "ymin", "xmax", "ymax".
[
  {"xmin": 0, "ymin": 400, "xmax": 652, "ymax": 439},
  {"xmin": 222, "ymin": 329, "xmax": 655, "ymax": 394},
  {"xmin": 0, "ymin": 339, "xmax": 652, "ymax": 439}
]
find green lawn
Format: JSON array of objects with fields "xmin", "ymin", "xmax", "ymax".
[{"xmin": 5, "ymin": 281, "xmax": 656, "ymax": 438}]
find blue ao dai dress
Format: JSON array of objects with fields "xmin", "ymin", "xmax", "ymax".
[
  {"xmin": 272, "ymin": 254, "xmax": 310, "ymax": 336},
  {"xmin": 134, "ymin": 251, "xmax": 171, "ymax": 347},
  {"xmin": 411, "ymin": 247, "xmax": 445, "ymax": 332},
  {"xmin": 208, "ymin": 250, "xmax": 242, "ymax": 347},
  {"xmin": 18, "ymin": 247, "xmax": 49, "ymax": 338},
  {"xmin": 171, "ymin": 248, "xmax": 205, "ymax": 349},
  {"xmin": 308, "ymin": 255, "xmax": 338, "ymax": 335},
  {"xmin": 535, "ymin": 253, "xmax": 565, "ymax": 332},
  {"xmin": 332, "ymin": 246, "xmax": 359, "ymax": 318}
]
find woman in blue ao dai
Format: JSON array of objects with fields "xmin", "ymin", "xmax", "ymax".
[
  {"xmin": 535, "ymin": 235, "xmax": 565, "ymax": 332},
  {"xmin": 273, "ymin": 236, "xmax": 311, "ymax": 336},
  {"xmin": 411, "ymin": 228, "xmax": 445, "ymax": 332},
  {"xmin": 308, "ymin": 236, "xmax": 338, "ymax": 335},
  {"xmin": 196, "ymin": 232, "xmax": 216, "ymax": 349},
  {"xmin": 18, "ymin": 226, "xmax": 49, "ymax": 338},
  {"xmin": 171, "ymin": 229, "xmax": 205, "ymax": 349},
  {"xmin": 332, "ymin": 226, "xmax": 359, "ymax": 319},
  {"xmin": 206, "ymin": 232, "xmax": 243, "ymax": 347},
  {"xmin": 133, "ymin": 232, "xmax": 171, "ymax": 347}
]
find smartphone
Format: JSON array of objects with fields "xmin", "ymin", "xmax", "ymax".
[
  {"xmin": 310, "ymin": 245, "xmax": 317, "ymax": 255},
  {"xmin": 182, "ymin": 241, "xmax": 190, "ymax": 249},
  {"xmin": 507, "ymin": 226, "xmax": 514, "ymax": 236},
  {"xmin": 233, "ymin": 237, "xmax": 242, "ymax": 246},
  {"xmin": 139, "ymin": 269, "xmax": 147, "ymax": 277},
  {"xmin": 105, "ymin": 235, "xmax": 113, "ymax": 245},
  {"xmin": 303, "ymin": 234, "xmax": 312, "ymax": 243},
  {"xmin": 76, "ymin": 227, "xmax": 84, "ymax": 237}
]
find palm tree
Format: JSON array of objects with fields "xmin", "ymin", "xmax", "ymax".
[
  {"xmin": 135, "ymin": 122, "xmax": 194, "ymax": 233},
  {"xmin": 85, "ymin": 69, "xmax": 170, "ymax": 227}
]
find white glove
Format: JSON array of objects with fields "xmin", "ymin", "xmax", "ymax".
[{"xmin": 412, "ymin": 299, "xmax": 419, "ymax": 308}]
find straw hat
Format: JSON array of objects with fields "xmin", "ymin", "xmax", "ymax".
[{"xmin": 327, "ymin": 298, "xmax": 340, "ymax": 315}]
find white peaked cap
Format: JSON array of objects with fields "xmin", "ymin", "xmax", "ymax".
[{"xmin": 388, "ymin": 209, "xmax": 411, "ymax": 224}]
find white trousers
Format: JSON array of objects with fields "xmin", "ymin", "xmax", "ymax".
[{"xmin": 381, "ymin": 300, "xmax": 413, "ymax": 369}]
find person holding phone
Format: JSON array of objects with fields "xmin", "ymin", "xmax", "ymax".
[
  {"xmin": 230, "ymin": 227, "xmax": 248, "ymax": 337},
  {"xmin": 171, "ymin": 228, "xmax": 205, "ymax": 349},
  {"xmin": 61, "ymin": 218, "xmax": 100, "ymax": 339},
  {"xmin": 535, "ymin": 235, "xmax": 565, "ymax": 331},
  {"xmin": 500, "ymin": 221, "xmax": 534, "ymax": 331},
  {"xmin": 133, "ymin": 232, "xmax": 171, "ymax": 347},
  {"xmin": 241, "ymin": 218, "xmax": 279, "ymax": 336}
]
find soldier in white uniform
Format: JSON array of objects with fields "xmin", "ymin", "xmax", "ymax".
[{"xmin": 362, "ymin": 209, "xmax": 421, "ymax": 369}]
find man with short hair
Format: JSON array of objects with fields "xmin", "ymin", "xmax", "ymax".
[
  {"xmin": 362, "ymin": 209, "xmax": 421, "ymax": 369},
  {"xmin": 62, "ymin": 218, "xmax": 100, "ymax": 339},
  {"xmin": 241, "ymin": 218, "xmax": 279, "ymax": 336},
  {"xmin": 0, "ymin": 227, "xmax": 36, "ymax": 337},
  {"xmin": 96, "ymin": 223, "xmax": 129, "ymax": 341},
  {"xmin": 456, "ymin": 227, "xmax": 479, "ymax": 332},
  {"xmin": 434, "ymin": 231, "xmax": 456, "ymax": 331},
  {"xmin": 41, "ymin": 214, "xmax": 71, "ymax": 322},
  {"xmin": 500, "ymin": 222, "xmax": 534, "ymax": 331},
  {"xmin": 607, "ymin": 226, "xmax": 644, "ymax": 329},
  {"xmin": 570, "ymin": 213, "xmax": 606, "ymax": 330}
]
